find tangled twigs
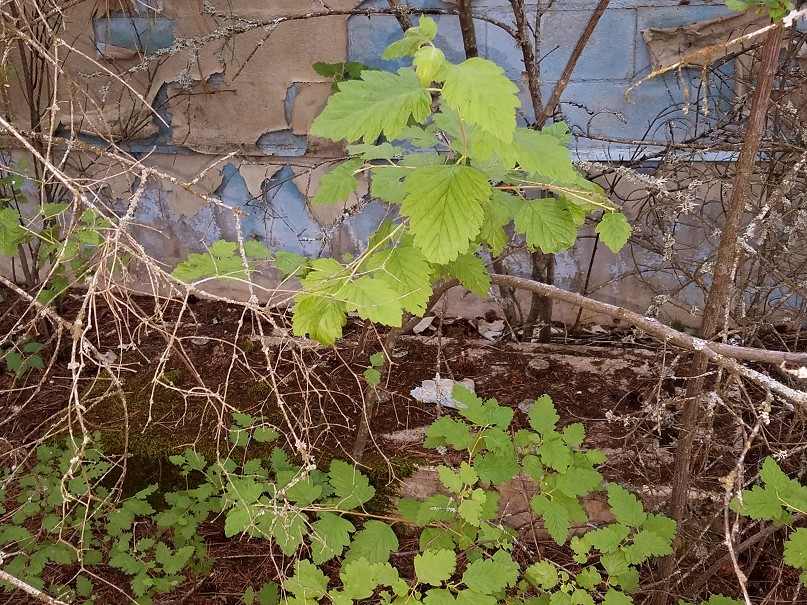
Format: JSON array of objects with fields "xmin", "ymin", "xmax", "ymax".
[{"xmin": 489, "ymin": 273, "xmax": 807, "ymax": 404}]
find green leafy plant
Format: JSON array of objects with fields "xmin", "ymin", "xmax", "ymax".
[
  {"xmin": 0, "ymin": 165, "xmax": 115, "ymax": 304},
  {"xmin": 172, "ymin": 18, "xmax": 632, "ymax": 345},
  {"xmin": 364, "ymin": 351, "xmax": 386, "ymax": 386},
  {"xmin": 171, "ymin": 239, "xmax": 272, "ymax": 282},
  {"xmin": 1, "ymin": 337, "xmax": 44, "ymax": 377},
  {"xmin": 0, "ymin": 433, "xmax": 212, "ymax": 605},
  {"xmin": 283, "ymin": 16, "xmax": 631, "ymax": 345},
  {"xmin": 725, "ymin": 0, "xmax": 794, "ymax": 20},
  {"xmin": 731, "ymin": 456, "xmax": 807, "ymax": 587},
  {"xmin": 313, "ymin": 60, "xmax": 374, "ymax": 90},
  {"xmin": 0, "ymin": 400, "xmax": 679, "ymax": 604}
]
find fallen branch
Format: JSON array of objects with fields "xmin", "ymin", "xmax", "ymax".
[
  {"xmin": 489, "ymin": 274, "xmax": 807, "ymax": 405},
  {"xmin": 0, "ymin": 562, "xmax": 69, "ymax": 605}
]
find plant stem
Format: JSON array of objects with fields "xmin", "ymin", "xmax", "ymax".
[{"xmin": 651, "ymin": 22, "xmax": 786, "ymax": 605}]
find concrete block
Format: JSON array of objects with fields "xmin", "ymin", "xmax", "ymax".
[
  {"xmin": 256, "ymin": 130, "xmax": 309, "ymax": 157},
  {"xmin": 538, "ymin": 8, "xmax": 637, "ymax": 82},
  {"xmin": 545, "ymin": 79, "xmax": 715, "ymax": 157},
  {"xmin": 93, "ymin": 15, "xmax": 175, "ymax": 58}
]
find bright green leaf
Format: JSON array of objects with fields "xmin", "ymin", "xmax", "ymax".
[
  {"xmin": 402, "ymin": 164, "xmax": 491, "ymax": 264},
  {"xmin": 285, "ymin": 560, "xmax": 328, "ymax": 600},
  {"xmin": 415, "ymin": 549, "xmax": 456, "ymax": 586},
  {"xmin": 441, "ymin": 58, "xmax": 520, "ymax": 143},
  {"xmin": 529, "ymin": 395, "xmax": 559, "ymax": 435},
  {"xmin": 443, "ymin": 251, "xmax": 490, "ymax": 297},
  {"xmin": 514, "ymin": 198, "xmax": 577, "ymax": 254},
  {"xmin": 596, "ymin": 213, "xmax": 632, "ymax": 253},
  {"xmin": 311, "ymin": 513, "xmax": 355, "ymax": 565},
  {"xmin": 311, "ymin": 69, "xmax": 430, "ymax": 143},
  {"xmin": 344, "ymin": 520, "xmax": 398, "ymax": 564},
  {"xmin": 312, "ymin": 158, "xmax": 364, "ymax": 206},
  {"xmin": 330, "ymin": 460, "xmax": 376, "ymax": 509},
  {"xmin": 608, "ymin": 484, "xmax": 647, "ymax": 527}
]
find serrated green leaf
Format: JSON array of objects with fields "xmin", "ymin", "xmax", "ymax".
[
  {"xmin": 443, "ymin": 251, "xmax": 490, "ymax": 297},
  {"xmin": 474, "ymin": 451, "xmax": 520, "ymax": 485},
  {"xmin": 229, "ymin": 427, "xmax": 250, "ymax": 447},
  {"xmin": 414, "ymin": 45, "xmax": 446, "ymax": 86},
  {"xmin": 478, "ymin": 191, "xmax": 515, "ymax": 255},
  {"xmin": 402, "ymin": 164, "xmax": 491, "ymax": 264},
  {"xmin": 340, "ymin": 558, "xmax": 382, "ymax": 599},
  {"xmin": 273, "ymin": 251, "xmax": 310, "ymax": 278},
  {"xmin": 396, "ymin": 125, "xmax": 441, "ymax": 149},
  {"xmin": 109, "ymin": 551, "xmax": 143, "ymax": 575},
  {"xmin": 345, "ymin": 520, "xmax": 398, "ymax": 563},
  {"xmin": 0, "ymin": 208, "xmax": 29, "ymax": 257},
  {"xmin": 253, "ymin": 426, "xmax": 279, "ymax": 443},
  {"xmin": 514, "ymin": 198, "xmax": 578, "ymax": 254},
  {"xmin": 438, "ymin": 466, "xmax": 463, "ymax": 494},
  {"xmin": 455, "ymin": 387, "xmax": 513, "ymax": 429},
  {"xmin": 370, "ymin": 166, "xmax": 409, "ymax": 204},
  {"xmin": 310, "ymin": 513, "xmax": 355, "ymax": 565},
  {"xmin": 365, "ymin": 240, "xmax": 433, "ymax": 315},
  {"xmin": 562, "ymin": 423, "xmax": 586, "ymax": 447},
  {"xmin": 415, "ymin": 494, "xmax": 456, "ymax": 525},
  {"xmin": 585, "ymin": 524, "xmax": 630, "ymax": 553},
  {"xmin": 423, "ymin": 416, "xmax": 471, "ymax": 450},
  {"xmin": 608, "ymin": 484, "xmax": 647, "ymax": 527},
  {"xmin": 330, "ymin": 459, "xmax": 375, "ymax": 509},
  {"xmin": 75, "ymin": 575, "xmax": 93, "ymax": 597},
  {"xmin": 243, "ymin": 240, "xmax": 271, "ymax": 259},
  {"xmin": 603, "ymin": 589, "xmax": 633, "ymax": 605},
  {"xmin": 311, "ymin": 69, "xmax": 430, "ymax": 143},
  {"xmin": 285, "ymin": 560, "xmax": 328, "ymax": 600},
  {"xmin": 529, "ymin": 395, "xmax": 559, "ymax": 434},
  {"xmin": 456, "ymin": 592, "xmax": 498, "ymax": 605},
  {"xmin": 415, "ymin": 549, "xmax": 456, "ymax": 586},
  {"xmin": 539, "ymin": 435, "xmax": 572, "ymax": 472},
  {"xmin": 291, "ymin": 292, "xmax": 347, "ymax": 344},
  {"xmin": 459, "ymin": 462, "xmax": 478, "ymax": 485},
  {"xmin": 514, "ymin": 129, "xmax": 579, "ymax": 184},
  {"xmin": 424, "ymin": 588, "xmax": 456, "ymax": 605},
  {"xmin": 364, "ymin": 367, "xmax": 382, "ymax": 386},
  {"xmin": 383, "ymin": 16, "xmax": 438, "ymax": 59},
  {"xmin": 784, "ymin": 527, "xmax": 807, "ymax": 570},
  {"xmin": 271, "ymin": 511, "xmax": 307, "ymax": 555},
  {"xmin": 224, "ymin": 506, "xmax": 252, "ymax": 537},
  {"xmin": 258, "ymin": 582, "xmax": 280, "ymax": 605},
  {"xmin": 462, "ymin": 551, "xmax": 519, "ymax": 594},
  {"xmin": 555, "ymin": 467, "xmax": 603, "ymax": 497},
  {"xmin": 596, "ymin": 213, "xmax": 631, "ymax": 253},
  {"xmin": 736, "ymin": 484, "xmax": 788, "ymax": 522},
  {"xmin": 625, "ymin": 528, "xmax": 673, "ymax": 563},
  {"xmin": 419, "ymin": 526, "xmax": 455, "ymax": 552},
  {"xmin": 348, "ymin": 142, "xmax": 404, "ymax": 161},
  {"xmin": 532, "ymin": 494, "xmax": 571, "ymax": 545},
  {"xmin": 441, "ymin": 58, "xmax": 519, "ymax": 143},
  {"xmin": 459, "ymin": 489, "xmax": 487, "ymax": 526},
  {"xmin": 312, "ymin": 158, "xmax": 364, "ymax": 206},
  {"xmin": 600, "ymin": 551, "xmax": 630, "ymax": 578},
  {"xmin": 282, "ymin": 475, "xmax": 322, "ymax": 507},
  {"xmin": 525, "ymin": 560, "xmax": 559, "ymax": 590},
  {"xmin": 339, "ymin": 276, "xmax": 403, "ymax": 327},
  {"xmin": 642, "ymin": 514, "xmax": 677, "ymax": 544},
  {"xmin": 576, "ymin": 567, "xmax": 603, "ymax": 590}
]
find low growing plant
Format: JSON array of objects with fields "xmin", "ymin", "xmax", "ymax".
[{"xmin": 0, "ymin": 393, "xmax": 683, "ymax": 605}]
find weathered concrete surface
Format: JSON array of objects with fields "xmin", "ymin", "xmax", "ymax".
[{"xmin": 3, "ymin": 1, "xmax": 803, "ymax": 326}]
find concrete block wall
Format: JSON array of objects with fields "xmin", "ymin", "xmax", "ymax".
[{"xmin": 4, "ymin": 0, "xmax": 793, "ymax": 325}]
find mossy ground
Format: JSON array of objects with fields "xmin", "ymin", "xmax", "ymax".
[{"xmin": 80, "ymin": 363, "xmax": 422, "ymax": 512}]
